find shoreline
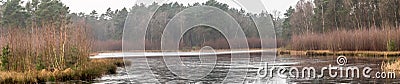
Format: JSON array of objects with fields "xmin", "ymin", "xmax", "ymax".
[
  {"xmin": 5, "ymin": 49, "xmax": 399, "ymax": 83},
  {"xmin": 0, "ymin": 59, "xmax": 125, "ymax": 83},
  {"xmin": 92, "ymin": 49, "xmax": 400, "ymax": 57},
  {"xmin": 278, "ymin": 49, "xmax": 400, "ymax": 57}
]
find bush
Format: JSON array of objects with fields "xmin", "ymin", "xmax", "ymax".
[
  {"xmin": 387, "ymin": 40, "xmax": 398, "ymax": 51},
  {"xmin": 1, "ymin": 45, "xmax": 10, "ymax": 71},
  {"xmin": 35, "ymin": 55, "xmax": 45, "ymax": 70}
]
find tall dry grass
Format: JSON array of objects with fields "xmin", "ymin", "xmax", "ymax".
[
  {"xmin": 0, "ymin": 59, "xmax": 124, "ymax": 83},
  {"xmin": 0, "ymin": 21, "xmax": 92, "ymax": 72},
  {"xmin": 92, "ymin": 40, "xmax": 122, "ymax": 51},
  {"xmin": 0, "ymin": 36, "xmax": 4, "ymax": 50},
  {"xmin": 289, "ymin": 28, "xmax": 400, "ymax": 51},
  {"xmin": 201, "ymin": 37, "xmax": 267, "ymax": 49},
  {"xmin": 383, "ymin": 59, "xmax": 400, "ymax": 72}
]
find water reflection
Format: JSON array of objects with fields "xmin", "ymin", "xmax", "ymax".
[{"xmin": 94, "ymin": 54, "xmax": 399, "ymax": 83}]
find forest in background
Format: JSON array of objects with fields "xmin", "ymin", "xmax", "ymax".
[
  {"xmin": 82, "ymin": 0, "xmax": 400, "ymax": 51},
  {"xmin": 0, "ymin": 0, "xmax": 92, "ymax": 71},
  {"xmin": 0, "ymin": 0, "xmax": 276, "ymax": 72},
  {"xmin": 1, "ymin": 0, "xmax": 399, "ymax": 52},
  {"xmin": 1, "ymin": 0, "xmax": 398, "ymax": 52},
  {"xmin": 80, "ymin": 0, "xmax": 274, "ymax": 51},
  {"xmin": 0, "ymin": 0, "xmax": 398, "ymax": 83},
  {"xmin": 282, "ymin": 0, "xmax": 400, "ymax": 51}
]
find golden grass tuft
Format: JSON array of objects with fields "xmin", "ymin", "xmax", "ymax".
[
  {"xmin": 0, "ymin": 59, "xmax": 124, "ymax": 83},
  {"xmin": 383, "ymin": 59, "xmax": 400, "ymax": 72}
]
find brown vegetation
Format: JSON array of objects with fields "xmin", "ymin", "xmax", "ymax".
[
  {"xmin": 93, "ymin": 40, "xmax": 122, "ymax": 51},
  {"xmin": 278, "ymin": 49, "xmax": 400, "ymax": 56},
  {"xmin": 0, "ymin": 59, "xmax": 124, "ymax": 83},
  {"xmin": 0, "ymin": 36, "xmax": 4, "ymax": 49},
  {"xmin": 383, "ymin": 58, "xmax": 400, "ymax": 72},
  {"xmin": 383, "ymin": 58, "xmax": 400, "ymax": 78},
  {"xmin": 289, "ymin": 28, "xmax": 400, "ymax": 51},
  {"xmin": 200, "ymin": 37, "xmax": 264, "ymax": 49},
  {"xmin": 0, "ymin": 22, "xmax": 92, "ymax": 72}
]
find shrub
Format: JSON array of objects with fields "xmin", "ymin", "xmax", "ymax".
[
  {"xmin": 35, "ymin": 55, "xmax": 45, "ymax": 70},
  {"xmin": 1, "ymin": 45, "xmax": 10, "ymax": 71},
  {"xmin": 387, "ymin": 40, "xmax": 398, "ymax": 51}
]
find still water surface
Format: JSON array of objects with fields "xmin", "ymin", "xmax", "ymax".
[{"xmin": 93, "ymin": 53, "xmax": 399, "ymax": 83}]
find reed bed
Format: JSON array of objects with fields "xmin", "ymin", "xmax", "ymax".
[
  {"xmin": 0, "ymin": 21, "xmax": 125, "ymax": 83},
  {"xmin": 289, "ymin": 28, "xmax": 400, "ymax": 51}
]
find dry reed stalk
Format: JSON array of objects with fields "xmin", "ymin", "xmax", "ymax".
[
  {"xmin": 0, "ymin": 20, "xmax": 92, "ymax": 71},
  {"xmin": 289, "ymin": 28, "xmax": 400, "ymax": 51}
]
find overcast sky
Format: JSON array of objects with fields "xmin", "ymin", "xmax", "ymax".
[{"xmin": 59, "ymin": 0, "xmax": 298, "ymax": 17}]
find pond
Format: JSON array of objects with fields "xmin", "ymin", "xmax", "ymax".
[{"xmin": 93, "ymin": 53, "xmax": 399, "ymax": 83}]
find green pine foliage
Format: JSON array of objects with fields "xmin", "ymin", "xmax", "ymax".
[
  {"xmin": 387, "ymin": 40, "xmax": 398, "ymax": 51},
  {"xmin": 1, "ymin": 45, "xmax": 10, "ymax": 71},
  {"xmin": 1, "ymin": 0, "xmax": 70, "ymax": 28}
]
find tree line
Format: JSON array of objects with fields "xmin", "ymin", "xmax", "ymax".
[
  {"xmin": 79, "ymin": 0, "xmax": 274, "ymax": 50},
  {"xmin": 282, "ymin": 0, "xmax": 400, "ymax": 37},
  {"xmin": 282, "ymin": 0, "xmax": 400, "ymax": 51}
]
